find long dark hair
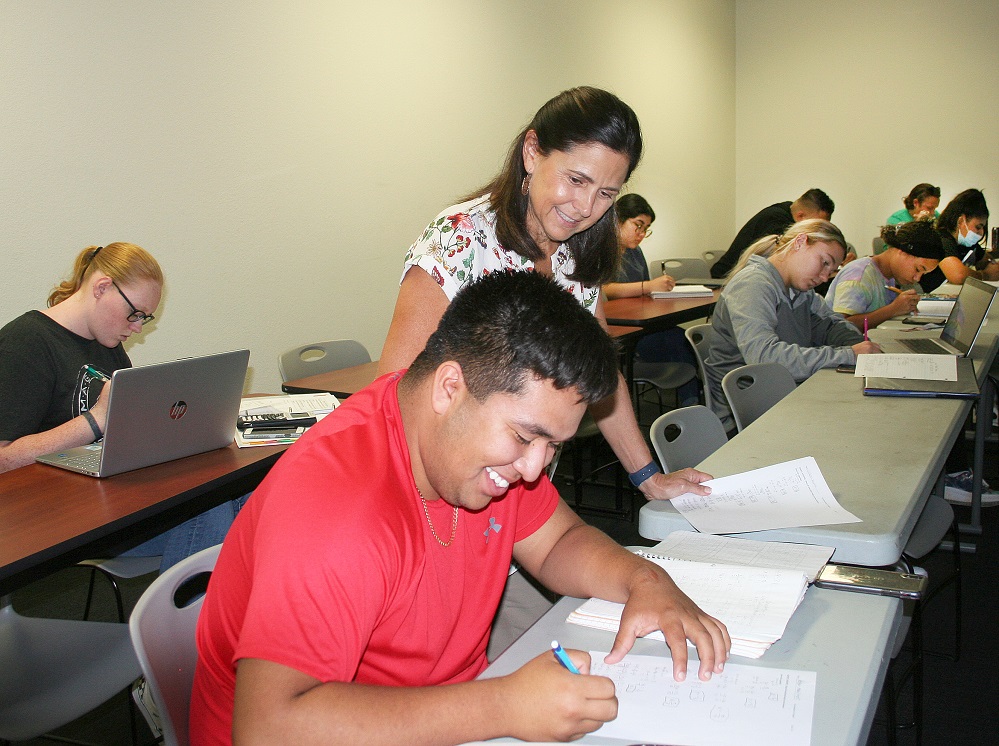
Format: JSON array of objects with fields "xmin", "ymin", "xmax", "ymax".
[
  {"xmin": 937, "ymin": 189, "xmax": 988, "ymax": 235},
  {"xmin": 466, "ymin": 87, "xmax": 642, "ymax": 286}
]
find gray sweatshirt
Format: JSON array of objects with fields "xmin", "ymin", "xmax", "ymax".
[{"xmin": 705, "ymin": 255, "xmax": 863, "ymax": 429}]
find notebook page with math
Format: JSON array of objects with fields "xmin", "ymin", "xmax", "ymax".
[{"xmin": 670, "ymin": 456, "xmax": 861, "ymax": 534}]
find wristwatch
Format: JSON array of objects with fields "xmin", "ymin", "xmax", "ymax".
[{"xmin": 628, "ymin": 460, "xmax": 662, "ymax": 487}]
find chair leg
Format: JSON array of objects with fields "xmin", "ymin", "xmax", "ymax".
[{"xmin": 82, "ymin": 566, "xmax": 126, "ymax": 622}]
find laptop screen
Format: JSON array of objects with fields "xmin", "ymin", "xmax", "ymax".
[{"xmin": 941, "ymin": 277, "xmax": 998, "ymax": 355}]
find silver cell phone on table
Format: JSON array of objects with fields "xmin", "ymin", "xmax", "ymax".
[{"xmin": 814, "ymin": 564, "xmax": 926, "ymax": 600}]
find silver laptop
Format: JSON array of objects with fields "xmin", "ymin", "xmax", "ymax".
[
  {"xmin": 37, "ymin": 349, "xmax": 249, "ymax": 477},
  {"xmin": 880, "ymin": 278, "xmax": 998, "ymax": 357}
]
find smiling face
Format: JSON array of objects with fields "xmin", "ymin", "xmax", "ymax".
[
  {"xmin": 617, "ymin": 214, "xmax": 653, "ymax": 251},
  {"xmin": 522, "ymin": 132, "xmax": 630, "ymax": 257},
  {"xmin": 427, "ymin": 371, "xmax": 586, "ymax": 513},
  {"xmin": 773, "ymin": 235, "xmax": 845, "ymax": 292},
  {"xmin": 88, "ymin": 275, "xmax": 162, "ymax": 348}
]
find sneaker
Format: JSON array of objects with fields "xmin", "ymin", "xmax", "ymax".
[
  {"xmin": 132, "ymin": 677, "xmax": 163, "ymax": 738},
  {"xmin": 944, "ymin": 470, "xmax": 999, "ymax": 507}
]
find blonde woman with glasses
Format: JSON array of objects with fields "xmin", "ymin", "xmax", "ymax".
[{"xmin": 704, "ymin": 220, "xmax": 881, "ymax": 431}]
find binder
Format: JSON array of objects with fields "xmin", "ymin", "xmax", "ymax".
[{"xmin": 863, "ymin": 356, "xmax": 979, "ymax": 399}]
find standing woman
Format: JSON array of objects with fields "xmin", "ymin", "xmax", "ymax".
[
  {"xmin": 704, "ymin": 221, "xmax": 880, "ymax": 431},
  {"xmin": 826, "ymin": 219, "xmax": 943, "ymax": 330},
  {"xmin": 604, "ymin": 193, "xmax": 699, "ymax": 406},
  {"xmin": 919, "ymin": 188, "xmax": 999, "ymax": 292},
  {"xmin": 380, "ymin": 87, "xmax": 710, "ymax": 501},
  {"xmin": 0, "ymin": 242, "xmax": 245, "ymax": 570},
  {"xmin": 886, "ymin": 183, "xmax": 941, "ymax": 225}
]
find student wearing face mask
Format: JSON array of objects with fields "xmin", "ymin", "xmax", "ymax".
[
  {"xmin": 703, "ymin": 220, "xmax": 879, "ymax": 432},
  {"xmin": 825, "ymin": 219, "xmax": 944, "ymax": 331},
  {"xmin": 918, "ymin": 189, "xmax": 999, "ymax": 292}
]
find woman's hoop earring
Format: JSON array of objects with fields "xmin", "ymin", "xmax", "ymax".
[{"xmin": 521, "ymin": 174, "xmax": 531, "ymax": 196}]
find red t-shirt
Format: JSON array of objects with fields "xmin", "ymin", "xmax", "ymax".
[{"xmin": 190, "ymin": 372, "xmax": 559, "ymax": 744}]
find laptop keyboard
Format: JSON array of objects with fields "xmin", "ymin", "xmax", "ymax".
[
  {"xmin": 59, "ymin": 452, "xmax": 102, "ymax": 471},
  {"xmin": 900, "ymin": 338, "xmax": 949, "ymax": 355}
]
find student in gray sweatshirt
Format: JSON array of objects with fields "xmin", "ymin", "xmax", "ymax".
[{"xmin": 704, "ymin": 220, "xmax": 881, "ymax": 431}]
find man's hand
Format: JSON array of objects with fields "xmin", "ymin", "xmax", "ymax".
[
  {"xmin": 604, "ymin": 567, "xmax": 730, "ymax": 682},
  {"xmin": 503, "ymin": 649, "xmax": 618, "ymax": 742},
  {"xmin": 639, "ymin": 467, "xmax": 712, "ymax": 501}
]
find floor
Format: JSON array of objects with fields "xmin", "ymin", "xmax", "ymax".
[{"xmin": 8, "ymin": 408, "xmax": 999, "ymax": 745}]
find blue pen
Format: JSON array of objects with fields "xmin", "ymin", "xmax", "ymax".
[{"xmin": 551, "ymin": 640, "xmax": 580, "ymax": 674}]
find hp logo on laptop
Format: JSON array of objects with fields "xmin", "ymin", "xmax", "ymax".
[{"xmin": 169, "ymin": 401, "xmax": 188, "ymax": 420}]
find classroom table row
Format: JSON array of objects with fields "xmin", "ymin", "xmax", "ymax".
[{"xmin": 639, "ymin": 328, "xmax": 999, "ymax": 564}]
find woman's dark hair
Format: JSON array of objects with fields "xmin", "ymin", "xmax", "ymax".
[
  {"xmin": 937, "ymin": 189, "xmax": 989, "ymax": 234},
  {"xmin": 903, "ymin": 183, "xmax": 941, "ymax": 211},
  {"xmin": 467, "ymin": 86, "xmax": 643, "ymax": 286},
  {"xmin": 615, "ymin": 193, "xmax": 655, "ymax": 224},
  {"xmin": 880, "ymin": 219, "xmax": 944, "ymax": 261}
]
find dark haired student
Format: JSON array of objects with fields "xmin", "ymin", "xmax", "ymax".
[
  {"xmin": 919, "ymin": 188, "xmax": 999, "ymax": 292},
  {"xmin": 826, "ymin": 219, "xmax": 943, "ymax": 330},
  {"xmin": 709, "ymin": 188, "xmax": 836, "ymax": 279},
  {"xmin": 887, "ymin": 183, "xmax": 941, "ymax": 225},
  {"xmin": 192, "ymin": 271, "xmax": 730, "ymax": 745}
]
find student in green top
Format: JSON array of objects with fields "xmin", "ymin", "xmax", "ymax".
[{"xmin": 886, "ymin": 183, "xmax": 941, "ymax": 225}]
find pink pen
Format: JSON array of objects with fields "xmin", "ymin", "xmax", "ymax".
[{"xmin": 863, "ymin": 317, "xmax": 869, "ymax": 341}]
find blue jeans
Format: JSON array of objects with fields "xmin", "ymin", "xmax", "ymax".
[{"xmin": 120, "ymin": 493, "xmax": 250, "ymax": 572}]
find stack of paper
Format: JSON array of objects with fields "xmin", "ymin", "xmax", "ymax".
[
  {"xmin": 567, "ymin": 553, "xmax": 809, "ymax": 658},
  {"xmin": 650, "ymin": 284, "xmax": 714, "ymax": 299},
  {"xmin": 234, "ymin": 393, "xmax": 339, "ymax": 447}
]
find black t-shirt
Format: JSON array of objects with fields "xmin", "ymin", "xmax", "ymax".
[
  {"xmin": 918, "ymin": 228, "xmax": 985, "ymax": 293},
  {"xmin": 711, "ymin": 202, "xmax": 795, "ymax": 278},
  {"xmin": 0, "ymin": 310, "xmax": 130, "ymax": 442}
]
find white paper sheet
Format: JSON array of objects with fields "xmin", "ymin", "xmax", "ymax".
[
  {"xmin": 647, "ymin": 531, "xmax": 834, "ymax": 582},
  {"xmin": 589, "ymin": 652, "xmax": 815, "ymax": 746},
  {"xmin": 671, "ymin": 456, "xmax": 861, "ymax": 534},
  {"xmin": 854, "ymin": 353, "xmax": 957, "ymax": 381}
]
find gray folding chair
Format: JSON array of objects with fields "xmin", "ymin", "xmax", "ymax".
[
  {"xmin": 684, "ymin": 323, "xmax": 714, "ymax": 411},
  {"xmin": 0, "ymin": 596, "xmax": 141, "ymax": 742},
  {"xmin": 721, "ymin": 362, "xmax": 797, "ymax": 432},
  {"xmin": 702, "ymin": 250, "xmax": 721, "ymax": 268},
  {"xmin": 278, "ymin": 339, "xmax": 370, "ymax": 382},
  {"xmin": 649, "ymin": 405, "xmax": 728, "ymax": 472},
  {"xmin": 661, "ymin": 257, "xmax": 711, "ymax": 281},
  {"xmin": 872, "ymin": 236, "xmax": 887, "ymax": 255},
  {"xmin": 129, "ymin": 543, "xmax": 222, "ymax": 746}
]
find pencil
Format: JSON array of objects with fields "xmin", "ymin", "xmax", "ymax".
[{"xmin": 884, "ymin": 285, "xmax": 904, "ymax": 294}]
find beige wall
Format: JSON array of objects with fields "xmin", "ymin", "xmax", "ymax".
[
  {"xmin": 0, "ymin": 1, "xmax": 735, "ymax": 394},
  {"xmin": 735, "ymin": 0, "xmax": 999, "ymax": 256}
]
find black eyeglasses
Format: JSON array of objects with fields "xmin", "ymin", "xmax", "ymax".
[{"xmin": 111, "ymin": 280, "xmax": 155, "ymax": 326}]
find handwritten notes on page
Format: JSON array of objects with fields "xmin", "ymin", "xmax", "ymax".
[
  {"xmin": 671, "ymin": 456, "xmax": 861, "ymax": 534},
  {"xmin": 855, "ymin": 353, "xmax": 958, "ymax": 381},
  {"xmin": 590, "ymin": 652, "xmax": 815, "ymax": 746}
]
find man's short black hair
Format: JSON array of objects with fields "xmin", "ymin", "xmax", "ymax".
[
  {"xmin": 799, "ymin": 188, "xmax": 835, "ymax": 216},
  {"xmin": 406, "ymin": 271, "xmax": 619, "ymax": 405}
]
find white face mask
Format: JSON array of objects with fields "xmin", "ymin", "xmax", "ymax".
[
  {"xmin": 959, "ymin": 219, "xmax": 984, "ymax": 248},
  {"xmin": 959, "ymin": 228, "xmax": 983, "ymax": 247}
]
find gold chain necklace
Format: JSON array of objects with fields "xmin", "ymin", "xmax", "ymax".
[{"xmin": 417, "ymin": 488, "xmax": 459, "ymax": 547}]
